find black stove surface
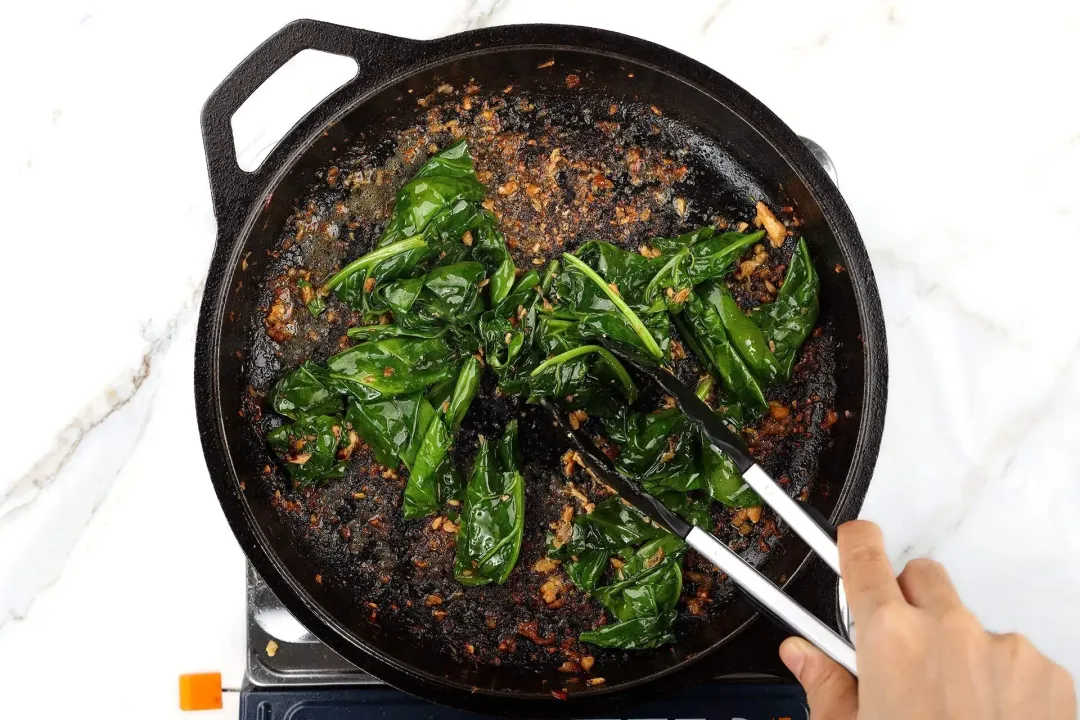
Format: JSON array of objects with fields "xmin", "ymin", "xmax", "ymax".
[
  {"xmin": 242, "ymin": 559, "xmax": 845, "ymax": 718},
  {"xmin": 241, "ymin": 682, "xmax": 808, "ymax": 719}
]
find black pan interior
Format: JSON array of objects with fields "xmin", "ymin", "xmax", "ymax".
[{"xmin": 210, "ymin": 45, "xmax": 868, "ymax": 702}]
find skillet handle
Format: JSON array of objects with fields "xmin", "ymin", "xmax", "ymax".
[{"xmin": 200, "ymin": 19, "xmax": 419, "ymax": 234}]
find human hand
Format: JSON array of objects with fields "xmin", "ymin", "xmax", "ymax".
[{"xmin": 778, "ymin": 520, "xmax": 1076, "ymax": 719}]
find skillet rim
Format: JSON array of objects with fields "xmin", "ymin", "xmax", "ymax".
[{"xmin": 196, "ymin": 19, "xmax": 888, "ymax": 716}]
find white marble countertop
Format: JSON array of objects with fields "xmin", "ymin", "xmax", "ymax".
[{"xmin": 2, "ymin": 0, "xmax": 1078, "ymax": 717}]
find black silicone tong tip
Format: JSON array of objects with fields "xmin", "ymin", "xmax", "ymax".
[
  {"xmin": 599, "ymin": 338, "xmax": 756, "ymax": 472},
  {"xmin": 539, "ymin": 398, "xmax": 692, "ymax": 539}
]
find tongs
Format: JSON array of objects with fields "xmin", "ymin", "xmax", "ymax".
[{"xmin": 542, "ymin": 340, "xmax": 857, "ymax": 675}]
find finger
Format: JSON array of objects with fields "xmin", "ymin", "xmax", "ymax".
[
  {"xmin": 780, "ymin": 636, "xmax": 858, "ymax": 720},
  {"xmin": 896, "ymin": 558, "xmax": 962, "ymax": 612},
  {"xmin": 838, "ymin": 520, "xmax": 903, "ymax": 622}
]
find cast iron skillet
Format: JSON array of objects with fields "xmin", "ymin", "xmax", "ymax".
[{"xmin": 197, "ymin": 18, "xmax": 887, "ymax": 716}]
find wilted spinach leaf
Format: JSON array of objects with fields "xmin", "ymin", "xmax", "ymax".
[
  {"xmin": 702, "ymin": 441, "xmax": 762, "ymax": 508},
  {"xmin": 346, "ymin": 324, "xmax": 448, "ymax": 342},
  {"xmin": 601, "ymin": 407, "xmax": 704, "ymax": 493},
  {"xmin": 655, "ymin": 491, "xmax": 714, "ymax": 527},
  {"xmin": 564, "ymin": 549, "xmax": 609, "ymax": 592},
  {"xmin": 558, "ymin": 498, "xmax": 663, "ymax": 555},
  {"xmin": 372, "ymin": 261, "xmax": 486, "ymax": 331},
  {"xmin": 454, "ymin": 421, "xmax": 526, "ymax": 586},
  {"xmin": 592, "ymin": 535, "xmax": 685, "ymax": 620},
  {"xmin": 326, "ymin": 337, "xmax": 455, "ymax": 402},
  {"xmin": 643, "ymin": 229, "xmax": 764, "ymax": 313},
  {"xmin": 270, "ymin": 361, "xmax": 343, "ymax": 420},
  {"xmin": 700, "ymin": 282, "xmax": 783, "ymax": 386},
  {"xmin": 468, "ymin": 215, "xmax": 516, "ymax": 307},
  {"xmin": 266, "ymin": 415, "xmax": 347, "ymax": 485},
  {"xmin": 560, "ymin": 252, "xmax": 664, "ymax": 360},
  {"xmin": 750, "ymin": 237, "xmax": 820, "ymax": 379},
  {"xmin": 678, "ymin": 293, "xmax": 768, "ymax": 418},
  {"xmin": 529, "ymin": 345, "xmax": 638, "ymax": 405},
  {"xmin": 344, "ymin": 393, "xmax": 421, "ymax": 468},
  {"xmin": 377, "ymin": 140, "xmax": 487, "ymax": 248},
  {"xmin": 579, "ymin": 535, "xmax": 685, "ymax": 650},
  {"xmin": 577, "ymin": 612, "xmax": 679, "ymax": 650},
  {"xmin": 402, "ymin": 356, "xmax": 483, "ymax": 518},
  {"xmin": 572, "ymin": 241, "xmax": 660, "ymax": 305},
  {"xmin": 325, "ymin": 235, "xmax": 429, "ymax": 312}
]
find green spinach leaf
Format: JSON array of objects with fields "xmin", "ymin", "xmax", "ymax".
[
  {"xmin": 529, "ymin": 345, "xmax": 638, "ymax": 404},
  {"xmin": 373, "ymin": 262, "xmax": 486, "ymax": 330},
  {"xmin": 454, "ymin": 421, "xmax": 526, "ymax": 586},
  {"xmin": 656, "ymin": 492, "xmax": 713, "ymax": 527},
  {"xmin": 700, "ymin": 282, "xmax": 783, "ymax": 386},
  {"xmin": 592, "ymin": 535, "xmax": 684, "ymax": 621},
  {"xmin": 750, "ymin": 237, "xmax": 820, "ymax": 379},
  {"xmin": 560, "ymin": 252, "xmax": 664, "ymax": 360},
  {"xmin": 270, "ymin": 361, "xmax": 343, "ymax": 420},
  {"xmin": 266, "ymin": 415, "xmax": 347, "ymax": 485},
  {"xmin": 469, "ymin": 215, "xmax": 516, "ymax": 307},
  {"xmin": 564, "ymin": 549, "xmax": 609, "ymax": 592},
  {"xmin": 601, "ymin": 408, "xmax": 704, "ymax": 493},
  {"xmin": 579, "ymin": 535, "xmax": 685, "ymax": 650},
  {"xmin": 644, "ymin": 229, "xmax": 764, "ymax": 313},
  {"xmin": 402, "ymin": 356, "xmax": 483, "ymax": 518},
  {"xmin": 677, "ymin": 294, "xmax": 768, "ymax": 418},
  {"xmin": 702, "ymin": 441, "xmax": 762, "ymax": 508},
  {"xmin": 572, "ymin": 241, "xmax": 660, "ymax": 304},
  {"xmin": 577, "ymin": 612, "xmax": 678, "ymax": 650},
  {"xmin": 326, "ymin": 337, "xmax": 455, "ymax": 402},
  {"xmin": 377, "ymin": 140, "xmax": 487, "ymax": 248},
  {"xmin": 557, "ymin": 498, "xmax": 663, "ymax": 555},
  {"xmin": 346, "ymin": 324, "xmax": 448, "ymax": 342},
  {"xmin": 344, "ymin": 393, "xmax": 420, "ymax": 468}
]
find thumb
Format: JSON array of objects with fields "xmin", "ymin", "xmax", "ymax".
[{"xmin": 780, "ymin": 637, "xmax": 858, "ymax": 720}]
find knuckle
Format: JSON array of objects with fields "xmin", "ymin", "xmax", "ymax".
[
  {"xmin": 939, "ymin": 609, "xmax": 981, "ymax": 636},
  {"xmin": 845, "ymin": 542, "xmax": 888, "ymax": 569},
  {"xmin": 904, "ymin": 557, "xmax": 945, "ymax": 577},
  {"xmin": 997, "ymin": 632, "xmax": 1034, "ymax": 661}
]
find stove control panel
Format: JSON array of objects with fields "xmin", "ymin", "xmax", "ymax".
[{"xmin": 240, "ymin": 682, "xmax": 807, "ymax": 720}]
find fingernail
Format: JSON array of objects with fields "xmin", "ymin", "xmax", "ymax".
[{"xmin": 779, "ymin": 636, "xmax": 811, "ymax": 678}]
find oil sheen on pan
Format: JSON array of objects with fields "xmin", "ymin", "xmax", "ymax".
[{"xmin": 239, "ymin": 78, "xmax": 837, "ymax": 686}]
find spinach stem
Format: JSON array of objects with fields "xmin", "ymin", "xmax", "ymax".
[
  {"xmin": 530, "ymin": 345, "xmax": 638, "ymax": 402},
  {"xmin": 324, "ymin": 235, "xmax": 427, "ymax": 290},
  {"xmin": 644, "ymin": 249, "xmax": 686, "ymax": 302},
  {"xmin": 561, "ymin": 253, "xmax": 663, "ymax": 360}
]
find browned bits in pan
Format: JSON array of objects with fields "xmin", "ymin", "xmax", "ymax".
[
  {"xmin": 517, "ymin": 621, "xmax": 556, "ymax": 646},
  {"xmin": 565, "ymin": 74, "xmax": 580, "ymax": 89},
  {"xmin": 539, "ymin": 576, "xmax": 567, "ymax": 608},
  {"xmin": 537, "ymin": 58, "xmax": 555, "ymax": 69},
  {"xmin": 532, "ymin": 557, "xmax": 561, "ymax": 573},
  {"xmin": 246, "ymin": 78, "xmax": 839, "ymax": 680}
]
